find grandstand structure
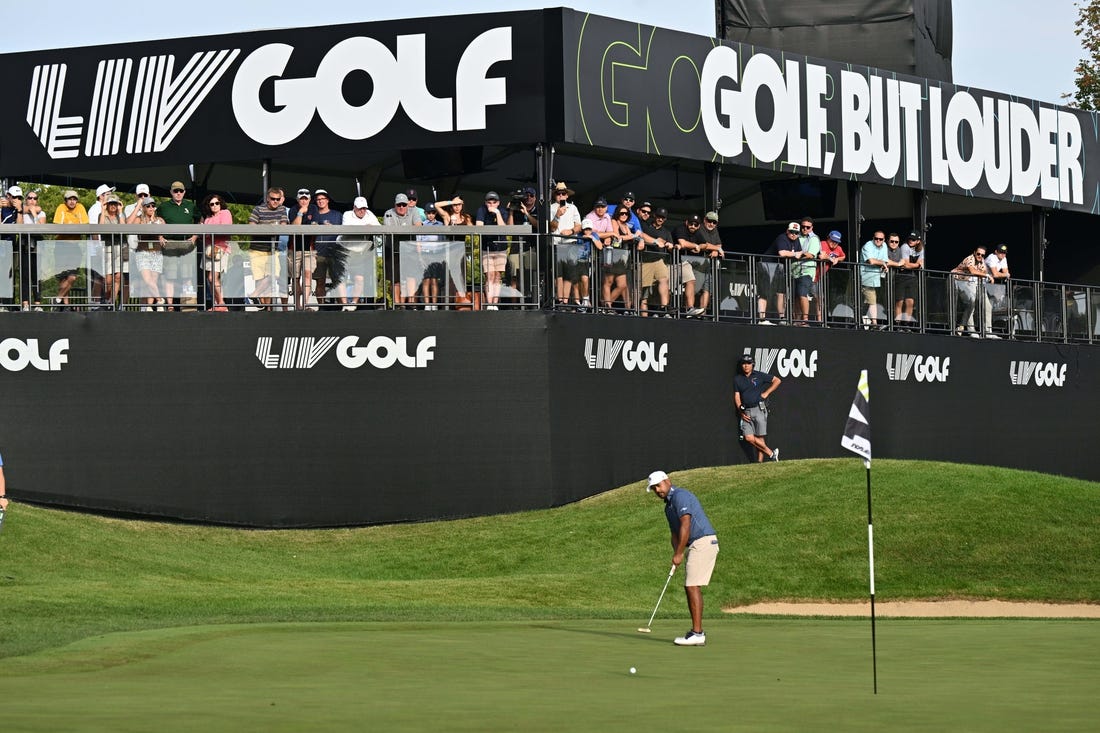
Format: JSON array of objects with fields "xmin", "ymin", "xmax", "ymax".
[{"xmin": 2, "ymin": 9, "xmax": 1098, "ymax": 526}]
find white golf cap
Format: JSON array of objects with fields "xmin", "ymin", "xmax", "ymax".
[
  {"xmin": 7, "ymin": 185, "xmax": 23, "ymax": 197},
  {"xmin": 646, "ymin": 470, "xmax": 669, "ymax": 491},
  {"xmin": 96, "ymin": 184, "xmax": 115, "ymax": 197},
  {"xmin": 135, "ymin": 183, "xmax": 150, "ymax": 195},
  {"xmin": 353, "ymin": 196, "xmax": 369, "ymax": 209}
]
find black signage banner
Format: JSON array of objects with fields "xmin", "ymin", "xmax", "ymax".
[
  {"xmin": 2, "ymin": 312, "xmax": 1097, "ymax": 527},
  {"xmin": 2, "ymin": 12, "xmax": 547, "ymax": 175},
  {"xmin": 563, "ymin": 13, "xmax": 1100, "ymax": 216}
]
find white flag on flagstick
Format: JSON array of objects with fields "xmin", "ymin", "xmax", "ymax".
[{"xmin": 842, "ymin": 369, "xmax": 871, "ymax": 468}]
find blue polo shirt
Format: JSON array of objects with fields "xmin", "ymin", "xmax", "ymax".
[{"xmin": 664, "ymin": 486, "xmax": 716, "ymax": 542}]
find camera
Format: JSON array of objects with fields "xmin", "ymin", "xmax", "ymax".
[{"xmin": 507, "ymin": 189, "xmax": 525, "ymax": 211}]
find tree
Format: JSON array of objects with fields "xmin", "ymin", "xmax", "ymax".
[{"xmin": 1071, "ymin": 0, "xmax": 1100, "ymax": 109}]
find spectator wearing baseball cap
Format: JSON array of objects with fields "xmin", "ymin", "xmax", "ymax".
[
  {"xmin": 381, "ymin": 191, "xmax": 422, "ymax": 305},
  {"xmin": 607, "ymin": 192, "xmax": 640, "ymax": 232},
  {"xmin": 635, "ymin": 201, "xmax": 673, "ymax": 316},
  {"xmin": 984, "ymin": 242, "xmax": 1011, "ymax": 322},
  {"xmin": 894, "ymin": 231, "xmax": 925, "ymax": 327},
  {"xmin": 474, "ymin": 192, "xmax": 508, "ymax": 308},
  {"xmin": 756, "ymin": 223, "xmax": 804, "ymax": 324},
  {"xmin": 669, "ymin": 214, "xmax": 708, "ymax": 315},
  {"xmin": 403, "ymin": 188, "xmax": 426, "ymax": 223},
  {"xmin": 51, "ymin": 189, "xmax": 90, "ymax": 308},
  {"xmin": 156, "ymin": 179, "xmax": 199, "ymax": 310},
  {"xmin": 816, "ymin": 230, "xmax": 847, "ymax": 322},
  {"xmin": 340, "ymin": 196, "xmax": 381, "ymax": 310}
]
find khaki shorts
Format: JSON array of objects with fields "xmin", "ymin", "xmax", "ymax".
[
  {"xmin": 249, "ymin": 249, "xmax": 282, "ymax": 280},
  {"xmin": 287, "ymin": 248, "xmax": 316, "ymax": 278},
  {"xmin": 483, "ymin": 250, "xmax": 507, "ymax": 273},
  {"xmin": 684, "ymin": 535, "xmax": 719, "ymax": 587},
  {"xmin": 640, "ymin": 259, "xmax": 669, "ymax": 288}
]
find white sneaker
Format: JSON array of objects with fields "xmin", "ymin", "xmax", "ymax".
[
  {"xmin": 486, "ymin": 305, "xmax": 498, "ymax": 311},
  {"xmin": 686, "ymin": 307, "xmax": 705, "ymax": 316},
  {"xmin": 758, "ymin": 319, "xmax": 774, "ymax": 326},
  {"xmin": 674, "ymin": 630, "xmax": 706, "ymax": 646}
]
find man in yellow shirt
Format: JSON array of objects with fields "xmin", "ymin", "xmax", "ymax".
[{"xmin": 52, "ymin": 190, "xmax": 89, "ymax": 307}]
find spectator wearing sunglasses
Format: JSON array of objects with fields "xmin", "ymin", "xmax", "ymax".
[
  {"xmin": 157, "ymin": 181, "xmax": 199, "ymax": 310},
  {"xmin": 51, "ymin": 190, "xmax": 89, "ymax": 308},
  {"xmin": 17, "ymin": 188, "xmax": 46, "ymax": 309},
  {"xmin": 383, "ymin": 192, "xmax": 422, "ymax": 305}
]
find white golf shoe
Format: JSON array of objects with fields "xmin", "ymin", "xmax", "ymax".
[{"xmin": 673, "ymin": 630, "xmax": 706, "ymax": 646}]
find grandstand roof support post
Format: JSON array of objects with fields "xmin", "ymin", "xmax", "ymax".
[
  {"xmin": 262, "ymin": 158, "xmax": 271, "ymax": 197},
  {"xmin": 536, "ymin": 142, "xmax": 550, "ymax": 235},
  {"xmin": 705, "ymin": 161, "xmax": 722, "ymax": 214},
  {"xmin": 1032, "ymin": 206, "xmax": 1049, "ymax": 283},
  {"xmin": 847, "ymin": 180, "xmax": 863, "ymax": 248},
  {"xmin": 912, "ymin": 189, "xmax": 929, "ymax": 243}
]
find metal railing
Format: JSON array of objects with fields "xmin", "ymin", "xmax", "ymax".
[{"xmin": 2, "ymin": 223, "xmax": 1098, "ymax": 345}]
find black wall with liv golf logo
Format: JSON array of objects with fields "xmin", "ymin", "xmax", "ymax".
[{"xmin": 3, "ymin": 312, "xmax": 1097, "ymax": 527}]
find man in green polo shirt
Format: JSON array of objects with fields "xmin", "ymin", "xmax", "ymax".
[{"xmin": 156, "ymin": 181, "xmax": 198, "ymax": 310}]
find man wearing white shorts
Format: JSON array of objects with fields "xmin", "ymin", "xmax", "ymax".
[{"xmin": 647, "ymin": 470, "xmax": 719, "ymax": 646}]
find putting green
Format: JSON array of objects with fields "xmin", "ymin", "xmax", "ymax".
[{"xmin": 1, "ymin": 619, "xmax": 1096, "ymax": 732}]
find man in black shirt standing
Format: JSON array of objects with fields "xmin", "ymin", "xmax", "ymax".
[{"xmin": 636, "ymin": 203, "xmax": 673, "ymax": 316}]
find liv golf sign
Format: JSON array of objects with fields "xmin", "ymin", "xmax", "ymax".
[{"xmin": 2, "ymin": 12, "xmax": 545, "ymax": 173}]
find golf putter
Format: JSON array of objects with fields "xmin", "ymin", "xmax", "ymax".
[{"xmin": 637, "ymin": 565, "xmax": 676, "ymax": 633}]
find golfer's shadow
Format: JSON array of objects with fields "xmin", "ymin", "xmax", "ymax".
[{"xmin": 530, "ymin": 623, "xmax": 672, "ymax": 642}]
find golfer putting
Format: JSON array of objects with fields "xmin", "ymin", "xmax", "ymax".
[{"xmin": 646, "ymin": 470, "xmax": 719, "ymax": 646}]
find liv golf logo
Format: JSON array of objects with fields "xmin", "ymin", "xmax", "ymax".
[
  {"xmin": 584, "ymin": 338, "xmax": 667, "ymax": 373},
  {"xmin": 1009, "ymin": 360, "xmax": 1067, "ymax": 387},
  {"xmin": 745, "ymin": 347, "xmax": 818, "ymax": 378},
  {"xmin": 27, "ymin": 27, "xmax": 512, "ymax": 160},
  {"xmin": 0, "ymin": 338, "xmax": 70, "ymax": 371},
  {"xmin": 885, "ymin": 353, "xmax": 950, "ymax": 383},
  {"xmin": 256, "ymin": 336, "xmax": 436, "ymax": 369}
]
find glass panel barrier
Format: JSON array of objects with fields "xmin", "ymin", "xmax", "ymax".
[
  {"xmin": 636, "ymin": 247, "xmax": 674, "ymax": 317},
  {"xmin": 0, "ymin": 240, "xmax": 13, "ymax": 300},
  {"xmin": 822, "ymin": 261, "xmax": 858, "ymax": 328},
  {"xmin": 1040, "ymin": 283, "xmax": 1066, "ymax": 341},
  {"xmin": 680, "ymin": 253, "xmax": 711, "ymax": 318},
  {"xmin": 551, "ymin": 237, "xmax": 594, "ymax": 311},
  {"xmin": 755, "ymin": 255, "xmax": 789, "ymax": 325},
  {"xmin": 596, "ymin": 243, "xmax": 632, "ymax": 314}
]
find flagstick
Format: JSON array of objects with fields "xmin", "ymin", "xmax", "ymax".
[{"xmin": 865, "ymin": 459, "xmax": 877, "ymax": 694}]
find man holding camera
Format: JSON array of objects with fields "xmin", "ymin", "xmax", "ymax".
[{"xmin": 505, "ymin": 187, "xmax": 540, "ymax": 304}]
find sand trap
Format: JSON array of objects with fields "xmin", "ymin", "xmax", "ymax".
[{"xmin": 725, "ymin": 600, "xmax": 1100, "ymax": 618}]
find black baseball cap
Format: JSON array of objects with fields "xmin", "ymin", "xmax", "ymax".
[{"xmin": 907, "ymin": 231, "xmax": 921, "ymax": 240}]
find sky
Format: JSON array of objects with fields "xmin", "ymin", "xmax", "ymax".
[{"xmin": 0, "ymin": 0, "xmax": 1085, "ymax": 106}]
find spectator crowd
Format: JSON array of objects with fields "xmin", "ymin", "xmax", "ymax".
[{"xmin": 0, "ymin": 179, "xmax": 1017, "ymax": 336}]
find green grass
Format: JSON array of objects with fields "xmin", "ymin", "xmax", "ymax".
[
  {"xmin": 1, "ymin": 459, "xmax": 1097, "ymax": 662},
  {"xmin": 0, "ymin": 620, "xmax": 1097, "ymax": 732},
  {"xmin": 0, "ymin": 460, "xmax": 1098, "ymax": 730}
]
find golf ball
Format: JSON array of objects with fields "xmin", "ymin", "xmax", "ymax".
[{"xmin": 629, "ymin": 667, "xmax": 636, "ymax": 674}]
